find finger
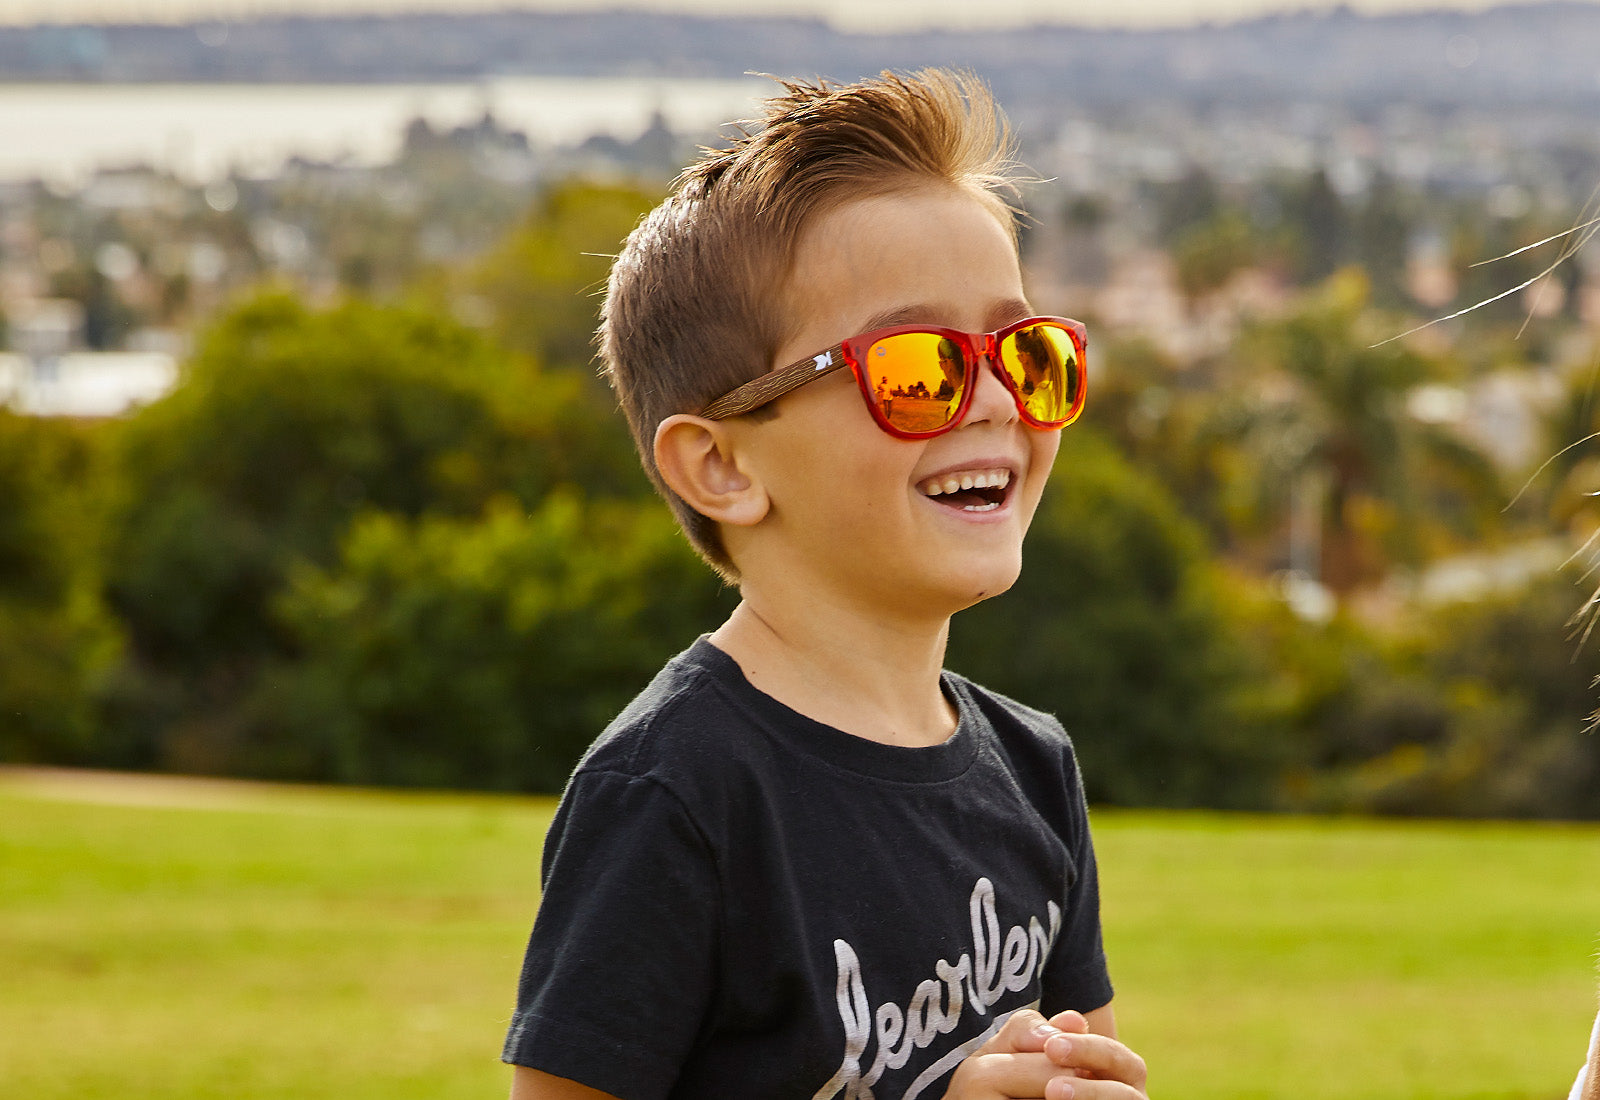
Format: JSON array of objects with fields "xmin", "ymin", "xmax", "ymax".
[
  {"xmin": 977, "ymin": 1008, "xmax": 1060, "ymax": 1056},
  {"xmin": 960, "ymin": 1051, "xmax": 1081, "ymax": 1098},
  {"xmin": 1043, "ymin": 1033, "xmax": 1148, "ymax": 1089},
  {"xmin": 1046, "ymin": 1009, "xmax": 1090, "ymax": 1035},
  {"xmin": 1045, "ymin": 1075, "xmax": 1148, "ymax": 1100}
]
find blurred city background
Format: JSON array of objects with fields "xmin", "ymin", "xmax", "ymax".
[
  {"xmin": 6, "ymin": 0, "xmax": 1600, "ymax": 818},
  {"xmin": 7, "ymin": 5, "xmax": 1600, "ymax": 1100}
]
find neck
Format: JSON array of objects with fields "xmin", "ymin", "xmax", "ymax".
[{"xmin": 709, "ymin": 593, "xmax": 957, "ymax": 748}]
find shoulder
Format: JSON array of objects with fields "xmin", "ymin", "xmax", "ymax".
[
  {"xmin": 539, "ymin": 641, "xmax": 755, "ymax": 880},
  {"xmin": 566, "ymin": 636, "xmax": 774, "ymax": 803},
  {"xmin": 945, "ymin": 671, "xmax": 1076, "ymax": 756},
  {"xmin": 945, "ymin": 671, "xmax": 1093, "ymax": 824}
]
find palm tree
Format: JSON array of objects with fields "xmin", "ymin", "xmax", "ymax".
[{"xmin": 1214, "ymin": 270, "xmax": 1502, "ymax": 598}]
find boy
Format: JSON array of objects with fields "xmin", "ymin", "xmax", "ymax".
[{"xmin": 503, "ymin": 69, "xmax": 1149, "ymax": 1100}]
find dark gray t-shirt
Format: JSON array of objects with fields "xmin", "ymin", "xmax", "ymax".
[{"xmin": 503, "ymin": 637, "xmax": 1113, "ymax": 1100}]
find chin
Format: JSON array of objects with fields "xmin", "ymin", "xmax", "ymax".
[{"xmin": 949, "ymin": 558, "xmax": 1023, "ymax": 612}]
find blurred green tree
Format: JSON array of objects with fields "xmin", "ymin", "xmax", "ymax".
[
  {"xmin": 269, "ymin": 493, "xmax": 732, "ymax": 790},
  {"xmin": 469, "ymin": 179, "xmax": 659, "ymax": 370},
  {"xmin": 948, "ymin": 426, "xmax": 1283, "ymax": 808},
  {"xmin": 1287, "ymin": 168, "xmax": 1348, "ymax": 284},
  {"xmin": 1300, "ymin": 571, "xmax": 1600, "ymax": 819},
  {"xmin": 1172, "ymin": 209, "xmax": 1257, "ymax": 301},
  {"xmin": 1351, "ymin": 172, "xmax": 1412, "ymax": 308},
  {"xmin": 0, "ymin": 411, "xmax": 122, "ymax": 763},
  {"xmin": 1148, "ymin": 164, "xmax": 1221, "ymax": 242},
  {"xmin": 100, "ymin": 290, "xmax": 643, "ymax": 774},
  {"xmin": 1217, "ymin": 271, "xmax": 1502, "ymax": 594}
]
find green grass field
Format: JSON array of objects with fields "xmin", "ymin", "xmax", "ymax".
[{"xmin": 1, "ymin": 768, "xmax": 1596, "ymax": 1099}]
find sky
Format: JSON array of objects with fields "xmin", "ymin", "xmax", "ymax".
[{"xmin": 0, "ymin": 0, "xmax": 1586, "ymax": 31}]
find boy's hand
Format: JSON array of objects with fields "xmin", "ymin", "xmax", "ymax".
[{"xmin": 943, "ymin": 1009, "xmax": 1148, "ymax": 1100}]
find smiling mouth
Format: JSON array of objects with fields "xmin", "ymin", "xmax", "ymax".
[{"xmin": 917, "ymin": 468, "xmax": 1013, "ymax": 512}]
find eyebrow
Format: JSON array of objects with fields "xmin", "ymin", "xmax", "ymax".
[{"xmin": 858, "ymin": 298, "xmax": 1034, "ymax": 334}]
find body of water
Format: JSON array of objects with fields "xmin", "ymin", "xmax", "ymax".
[{"xmin": 1, "ymin": 75, "xmax": 770, "ymax": 183}]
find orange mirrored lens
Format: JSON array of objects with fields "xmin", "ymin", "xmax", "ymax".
[
  {"xmin": 862, "ymin": 331, "xmax": 968, "ymax": 434},
  {"xmin": 999, "ymin": 323, "xmax": 1080, "ymax": 424}
]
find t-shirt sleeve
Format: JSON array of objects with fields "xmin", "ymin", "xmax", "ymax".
[
  {"xmin": 502, "ymin": 768, "xmax": 720, "ymax": 1100},
  {"xmin": 1040, "ymin": 749, "xmax": 1115, "ymax": 1015}
]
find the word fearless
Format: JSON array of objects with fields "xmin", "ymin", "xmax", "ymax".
[{"xmin": 813, "ymin": 877, "xmax": 1063, "ymax": 1100}]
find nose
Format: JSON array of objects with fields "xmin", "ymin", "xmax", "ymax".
[{"xmin": 960, "ymin": 355, "xmax": 1019, "ymax": 427}]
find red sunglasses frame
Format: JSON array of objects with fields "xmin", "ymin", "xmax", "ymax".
[{"xmin": 698, "ymin": 315, "xmax": 1088, "ymax": 440}]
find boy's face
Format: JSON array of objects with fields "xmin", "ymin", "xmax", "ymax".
[{"xmin": 727, "ymin": 183, "xmax": 1059, "ymax": 620}]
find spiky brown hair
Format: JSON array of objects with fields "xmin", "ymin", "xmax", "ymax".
[{"xmin": 599, "ymin": 68, "xmax": 1024, "ymax": 579}]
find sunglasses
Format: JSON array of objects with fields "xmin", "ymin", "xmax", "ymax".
[{"xmin": 699, "ymin": 316, "xmax": 1088, "ymax": 439}]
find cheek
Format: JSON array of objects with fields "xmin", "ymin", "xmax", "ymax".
[
  {"xmin": 1027, "ymin": 434, "xmax": 1061, "ymax": 493},
  {"xmin": 764, "ymin": 421, "xmax": 918, "ymax": 520},
  {"xmin": 834, "ymin": 443, "xmax": 922, "ymax": 516}
]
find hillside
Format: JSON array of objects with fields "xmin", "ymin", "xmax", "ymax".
[{"xmin": 4, "ymin": 3, "xmax": 1600, "ymax": 112}]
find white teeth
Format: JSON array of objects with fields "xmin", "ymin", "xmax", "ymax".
[{"xmin": 919, "ymin": 468, "xmax": 1013, "ymax": 498}]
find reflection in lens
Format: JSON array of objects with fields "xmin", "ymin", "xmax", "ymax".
[
  {"xmin": 1000, "ymin": 323, "xmax": 1079, "ymax": 424},
  {"xmin": 865, "ymin": 331, "xmax": 966, "ymax": 434}
]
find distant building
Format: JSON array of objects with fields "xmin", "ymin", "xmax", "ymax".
[
  {"xmin": 0, "ymin": 350, "xmax": 177, "ymax": 417},
  {"xmin": 9, "ymin": 298, "xmax": 85, "ymax": 359},
  {"xmin": 571, "ymin": 110, "xmax": 683, "ymax": 178},
  {"xmin": 1405, "ymin": 370, "xmax": 1563, "ymax": 473},
  {"xmin": 80, "ymin": 166, "xmax": 184, "ymax": 214}
]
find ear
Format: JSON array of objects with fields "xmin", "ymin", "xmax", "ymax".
[{"xmin": 654, "ymin": 414, "xmax": 770, "ymax": 528}]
